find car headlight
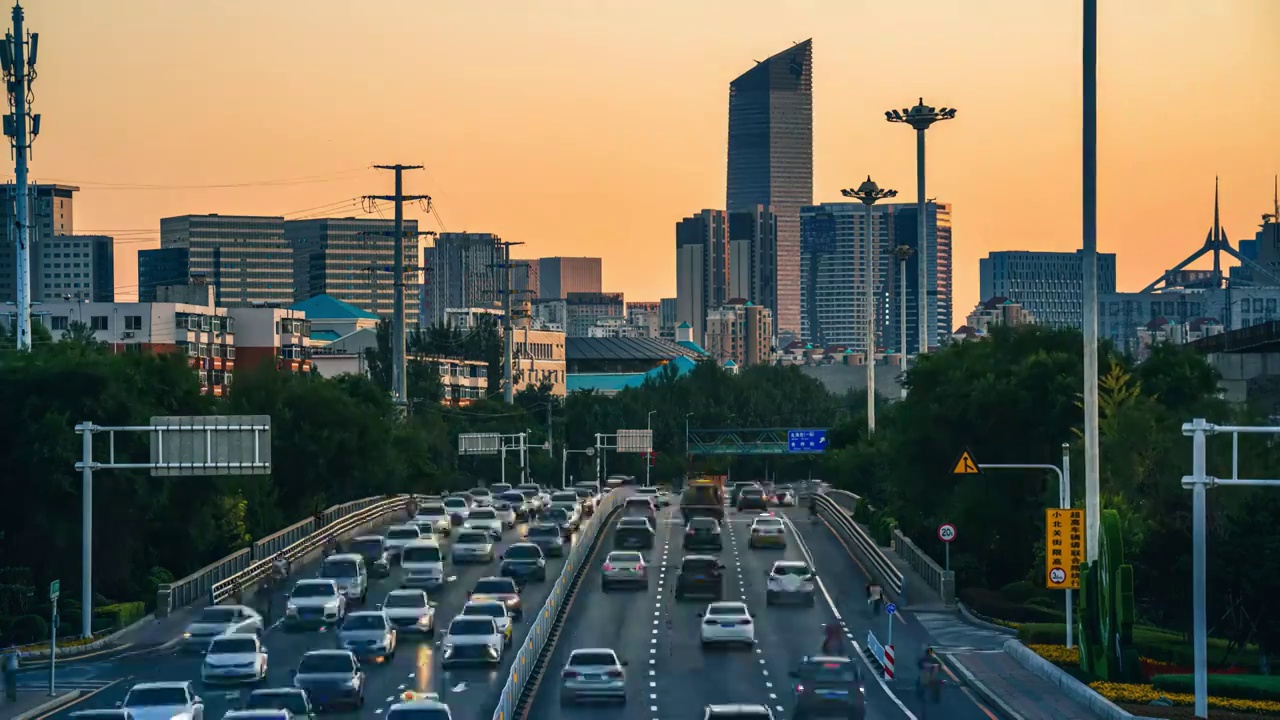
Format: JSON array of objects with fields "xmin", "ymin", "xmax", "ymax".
[
  {"xmin": 183, "ymin": 631, "xmax": 193, "ymax": 638},
  {"xmin": 324, "ymin": 602, "xmax": 339, "ymax": 612},
  {"xmin": 286, "ymin": 605, "xmax": 298, "ymax": 614},
  {"xmin": 443, "ymin": 645, "xmax": 455, "ymax": 657}
]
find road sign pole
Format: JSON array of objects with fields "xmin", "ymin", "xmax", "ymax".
[
  {"xmin": 48, "ymin": 596, "xmax": 56, "ymax": 695},
  {"xmin": 1063, "ymin": 443, "xmax": 1073, "ymax": 650},
  {"xmin": 887, "ymin": 609, "xmax": 894, "ymax": 647},
  {"xmin": 945, "ymin": 542, "xmax": 950, "ymax": 573}
]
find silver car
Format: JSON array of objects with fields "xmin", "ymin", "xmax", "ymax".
[
  {"xmin": 766, "ymin": 560, "xmax": 816, "ymax": 606},
  {"xmin": 338, "ymin": 611, "xmax": 398, "ymax": 660},
  {"xmin": 117, "ymin": 681, "xmax": 204, "ymax": 720},
  {"xmin": 601, "ymin": 551, "xmax": 648, "ymax": 591},
  {"xmin": 526, "ymin": 523, "xmax": 565, "ymax": 557},
  {"xmin": 181, "ymin": 605, "xmax": 263, "ymax": 651},
  {"xmin": 559, "ymin": 647, "xmax": 628, "ymax": 705},
  {"xmin": 380, "ymin": 589, "xmax": 436, "ymax": 636},
  {"xmin": 440, "ymin": 616, "xmax": 503, "ymax": 666},
  {"xmin": 284, "ymin": 579, "xmax": 346, "ymax": 628}
]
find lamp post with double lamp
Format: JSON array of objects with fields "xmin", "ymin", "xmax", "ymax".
[
  {"xmin": 885, "ymin": 99, "xmax": 956, "ymax": 360},
  {"xmin": 842, "ymin": 177, "xmax": 898, "ymax": 435},
  {"xmin": 892, "ymin": 244, "xmax": 914, "ymax": 399},
  {"xmin": 646, "ymin": 410, "xmax": 657, "ymax": 488}
]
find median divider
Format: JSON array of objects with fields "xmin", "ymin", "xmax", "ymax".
[
  {"xmin": 814, "ymin": 491, "xmax": 904, "ymax": 595},
  {"xmin": 489, "ymin": 487, "xmax": 630, "ymax": 720}
]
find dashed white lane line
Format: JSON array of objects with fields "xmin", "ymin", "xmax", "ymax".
[
  {"xmin": 650, "ymin": 536, "xmax": 670, "ymax": 720},
  {"xmin": 727, "ymin": 516, "xmax": 785, "ymax": 717}
]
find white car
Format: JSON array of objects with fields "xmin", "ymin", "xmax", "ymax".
[
  {"xmin": 284, "ymin": 579, "xmax": 346, "ymax": 628},
  {"xmin": 777, "ymin": 490, "xmax": 797, "ymax": 507},
  {"xmin": 400, "ymin": 540, "xmax": 446, "ymax": 590},
  {"xmin": 200, "ymin": 633, "xmax": 267, "ymax": 683},
  {"xmin": 463, "ymin": 507, "xmax": 504, "ymax": 538},
  {"xmin": 118, "ymin": 681, "xmax": 205, "ymax": 720},
  {"xmin": 748, "ymin": 514, "xmax": 787, "ymax": 549},
  {"xmin": 441, "ymin": 616, "xmax": 504, "ymax": 666},
  {"xmin": 549, "ymin": 492, "xmax": 582, "ymax": 526},
  {"xmin": 492, "ymin": 500, "xmax": 517, "ymax": 528},
  {"xmin": 380, "ymin": 589, "xmax": 436, "ymax": 636},
  {"xmin": 181, "ymin": 605, "xmax": 263, "ymax": 651},
  {"xmin": 459, "ymin": 599, "xmax": 513, "ymax": 645},
  {"xmin": 415, "ymin": 503, "xmax": 452, "ymax": 536},
  {"xmin": 384, "ymin": 524, "xmax": 424, "ymax": 560},
  {"xmin": 466, "ymin": 487, "xmax": 494, "ymax": 508},
  {"xmin": 386, "ymin": 692, "xmax": 452, "ymax": 720},
  {"xmin": 443, "ymin": 496, "xmax": 471, "ymax": 525},
  {"xmin": 698, "ymin": 602, "xmax": 756, "ymax": 647},
  {"xmin": 515, "ymin": 485, "xmax": 544, "ymax": 512},
  {"xmin": 451, "ymin": 529, "xmax": 496, "ymax": 563},
  {"xmin": 410, "ymin": 517, "xmax": 441, "ymax": 542},
  {"xmin": 766, "ymin": 560, "xmax": 817, "ymax": 606}
]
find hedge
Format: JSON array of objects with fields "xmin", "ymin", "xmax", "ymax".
[
  {"xmin": 1153, "ymin": 674, "xmax": 1280, "ymax": 702},
  {"xmin": 960, "ymin": 588, "xmax": 1066, "ymax": 624},
  {"xmin": 94, "ymin": 601, "xmax": 146, "ymax": 631},
  {"xmin": 1019, "ymin": 623, "xmax": 1262, "ymax": 668}
]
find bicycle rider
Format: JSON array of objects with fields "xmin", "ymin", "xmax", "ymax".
[{"xmin": 917, "ymin": 646, "xmax": 942, "ymax": 703}]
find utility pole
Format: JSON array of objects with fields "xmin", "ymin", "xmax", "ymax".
[
  {"xmin": 493, "ymin": 240, "xmax": 524, "ymax": 404},
  {"xmin": 3, "ymin": 4, "xmax": 41, "ymax": 350},
  {"xmin": 1082, "ymin": 0, "xmax": 1101, "ymax": 563},
  {"xmin": 365, "ymin": 165, "xmax": 429, "ymax": 408}
]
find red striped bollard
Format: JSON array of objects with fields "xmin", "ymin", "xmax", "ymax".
[{"xmin": 884, "ymin": 644, "xmax": 895, "ymax": 679}]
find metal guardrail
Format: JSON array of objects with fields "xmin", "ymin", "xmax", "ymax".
[
  {"xmin": 891, "ymin": 528, "xmax": 953, "ymax": 605},
  {"xmin": 159, "ymin": 494, "xmax": 417, "ymax": 612},
  {"xmin": 814, "ymin": 490, "xmax": 904, "ymax": 595},
  {"xmin": 489, "ymin": 487, "xmax": 627, "ymax": 720}
]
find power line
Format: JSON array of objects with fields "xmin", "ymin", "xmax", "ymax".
[{"xmin": 0, "ymin": 166, "xmax": 371, "ymax": 190}]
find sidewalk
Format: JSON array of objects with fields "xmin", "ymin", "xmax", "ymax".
[
  {"xmin": 944, "ymin": 649, "xmax": 1097, "ymax": 720},
  {"xmin": 3, "ymin": 688, "xmax": 82, "ymax": 720}
]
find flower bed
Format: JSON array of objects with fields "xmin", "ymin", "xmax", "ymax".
[
  {"xmin": 13, "ymin": 633, "xmax": 104, "ymax": 653},
  {"xmin": 1090, "ymin": 681, "xmax": 1280, "ymax": 716}
]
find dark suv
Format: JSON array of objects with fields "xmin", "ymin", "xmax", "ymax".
[
  {"xmin": 789, "ymin": 656, "xmax": 866, "ymax": 719},
  {"xmin": 614, "ymin": 517, "xmax": 655, "ymax": 550},
  {"xmin": 736, "ymin": 487, "xmax": 769, "ymax": 512},
  {"xmin": 674, "ymin": 555, "xmax": 725, "ymax": 600},
  {"xmin": 683, "ymin": 518, "xmax": 723, "ymax": 552}
]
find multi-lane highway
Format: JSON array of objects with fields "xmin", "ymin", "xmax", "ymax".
[
  {"xmin": 37, "ymin": 513, "xmax": 590, "ymax": 720},
  {"xmin": 526, "ymin": 503, "xmax": 1000, "ymax": 720}
]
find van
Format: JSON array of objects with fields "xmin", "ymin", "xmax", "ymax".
[
  {"xmin": 400, "ymin": 540, "xmax": 446, "ymax": 590},
  {"xmin": 320, "ymin": 553, "xmax": 368, "ymax": 604}
]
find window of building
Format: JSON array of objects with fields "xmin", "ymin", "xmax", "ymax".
[
  {"xmin": 90, "ymin": 316, "xmax": 108, "ymax": 331},
  {"xmin": 51, "ymin": 316, "xmax": 68, "ymax": 331},
  {"xmin": 124, "ymin": 315, "xmax": 142, "ymax": 330}
]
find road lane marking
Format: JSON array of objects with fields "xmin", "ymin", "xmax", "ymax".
[{"xmin": 34, "ymin": 678, "xmax": 121, "ymax": 719}]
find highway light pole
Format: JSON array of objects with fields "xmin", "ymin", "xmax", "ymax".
[
  {"xmin": 1082, "ymin": 0, "xmax": 1101, "ymax": 564},
  {"xmin": 892, "ymin": 244, "xmax": 914, "ymax": 399},
  {"xmin": 646, "ymin": 410, "xmax": 656, "ymax": 487},
  {"xmin": 886, "ymin": 99, "xmax": 955, "ymax": 361},
  {"xmin": 842, "ymin": 177, "xmax": 898, "ymax": 435}
]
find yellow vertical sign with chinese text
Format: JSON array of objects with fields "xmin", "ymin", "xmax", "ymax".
[{"xmin": 1045, "ymin": 508, "xmax": 1084, "ymax": 590}]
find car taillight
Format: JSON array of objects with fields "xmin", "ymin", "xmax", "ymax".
[
  {"xmin": 562, "ymin": 670, "xmax": 579, "ymax": 678},
  {"xmin": 606, "ymin": 670, "xmax": 623, "ymax": 678},
  {"xmin": 738, "ymin": 618, "xmax": 752, "ymax": 625},
  {"xmin": 703, "ymin": 618, "xmax": 717, "ymax": 625},
  {"xmin": 637, "ymin": 564, "xmax": 646, "ymax": 574},
  {"xmin": 603, "ymin": 563, "xmax": 613, "ymax": 572}
]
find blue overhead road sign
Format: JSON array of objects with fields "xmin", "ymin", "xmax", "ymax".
[{"xmin": 787, "ymin": 429, "xmax": 829, "ymax": 453}]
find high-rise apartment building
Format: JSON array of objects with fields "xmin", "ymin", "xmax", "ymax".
[
  {"xmin": 705, "ymin": 300, "xmax": 774, "ymax": 367},
  {"xmin": 676, "ymin": 210, "xmax": 729, "ymax": 344},
  {"xmin": 727, "ymin": 39, "xmax": 813, "ymax": 338},
  {"xmin": 799, "ymin": 203, "xmax": 890, "ymax": 350},
  {"xmin": 0, "ymin": 183, "xmax": 79, "ymax": 302},
  {"xmin": 36, "ymin": 235, "xmax": 115, "ymax": 302},
  {"xmin": 659, "ymin": 298, "xmax": 678, "ymax": 339},
  {"xmin": 565, "ymin": 291, "xmax": 624, "ymax": 337},
  {"xmin": 286, "ymin": 217, "xmax": 421, "ymax": 325},
  {"xmin": 422, "ymin": 232, "xmax": 502, "ymax": 326},
  {"xmin": 727, "ymin": 206, "xmax": 777, "ymax": 310},
  {"xmin": 890, "ymin": 203, "xmax": 953, "ymax": 352},
  {"xmin": 538, "ymin": 257, "xmax": 601, "ymax": 299},
  {"xmin": 143, "ymin": 214, "xmax": 293, "ymax": 307},
  {"xmin": 979, "ymin": 250, "xmax": 1117, "ymax": 329}
]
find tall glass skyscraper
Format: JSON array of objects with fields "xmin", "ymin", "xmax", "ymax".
[{"xmin": 727, "ymin": 39, "xmax": 813, "ymax": 339}]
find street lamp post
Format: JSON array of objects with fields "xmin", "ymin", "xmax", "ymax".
[
  {"xmin": 885, "ymin": 99, "xmax": 956, "ymax": 361},
  {"xmin": 647, "ymin": 410, "xmax": 657, "ymax": 488},
  {"xmin": 892, "ymin": 244, "xmax": 914, "ymax": 399},
  {"xmin": 562, "ymin": 446, "xmax": 596, "ymax": 490},
  {"xmin": 842, "ymin": 177, "xmax": 898, "ymax": 435}
]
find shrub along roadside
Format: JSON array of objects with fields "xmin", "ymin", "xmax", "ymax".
[
  {"xmin": 1018, "ymin": 623, "xmax": 1261, "ymax": 669},
  {"xmin": 1089, "ymin": 682, "xmax": 1280, "ymax": 716},
  {"xmin": 1152, "ymin": 674, "xmax": 1280, "ymax": 703}
]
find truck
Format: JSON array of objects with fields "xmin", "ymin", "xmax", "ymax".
[{"xmin": 680, "ymin": 475, "xmax": 726, "ymax": 521}]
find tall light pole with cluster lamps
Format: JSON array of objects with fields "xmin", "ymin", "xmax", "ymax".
[
  {"xmin": 885, "ymin": 99, "xmax": 956, "ymax": 361},
  {"xmin": 842, "ymin": 177, "xmax": 897, "ymax": 435},
  {"xmin": 892, "ymin": 244, "xmax": 914, "ymax": 399}
]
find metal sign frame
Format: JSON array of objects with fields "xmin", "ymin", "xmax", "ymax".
[{"xmin": 687, "ymin": 427, "xmax": 830, "ymax": 456}]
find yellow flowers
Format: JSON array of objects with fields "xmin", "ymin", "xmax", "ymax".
[
  {"xmin": 1028, "ymin": 644, "xmax": 1080, "ymax": 665},
  {"xmin": 16, "ymin": 634, "xmax": 101, "ymax": 652},
  {"xmin": 1089, "ymin": 682, "xmax": 1280, "ymax": 715}
]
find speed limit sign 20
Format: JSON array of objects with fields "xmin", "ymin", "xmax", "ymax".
[{"xmin": 937, "ymin": 523, "xmax": 957, "ymax": 543}]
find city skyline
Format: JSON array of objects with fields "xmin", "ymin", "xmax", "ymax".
[{"xmin": 8, "ymin": 0, "xmax": 1280, "ymax": 317}]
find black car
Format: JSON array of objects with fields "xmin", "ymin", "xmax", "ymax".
[
  {"xmin": 674, "ymin": 555, "xmax": 725, "ymax": 600},
  {"xmin": 736, "ymin": 488, "xmax": 769, "ymax": 512},
  {"xmin": 292, "ymin": 650, "xmax": 365, "ymax": 711},
  {"xmin": 497, "ymin": 491, "xmax": 529, "ymax": 520},
  {"xmin": 542, "ymin": 507, "xmax": 573, "ymax": 537},
  {"xmin": 244, "ymin": 688, "xmax": 316, "ymax": 719},
  {"xmin": 728, "ymin": 482, "xmax": 757, "ymax": 507},
  {"xmin": 789, "ymin": 656, "xmax": 866, "ymax": 719},
  {"xmin": 614, "ymin": 517, "xmax": 655, "ymax": 550},
  {"xmin": 684, "ymin": 518, "xmax": 723, "ymax": 551},
  {"xmin": 347, "ymin": 536, "xmax": 392, "ymax": 578},
  {"xmin": 499, "ymin": 542, "xmax": 548, "ymax": 583}
]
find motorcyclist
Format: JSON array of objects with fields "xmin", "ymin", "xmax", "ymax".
[
  {"xmin": 821, "ymin": 622, "xmax": 844, "ymax": 655},
  {"xmin": 917, "ymin": 646, "xmax": 942, "ymax": 703},
  {"xmin": 406, "ymin": 497, "xmax": 419, "ymax": 520}
]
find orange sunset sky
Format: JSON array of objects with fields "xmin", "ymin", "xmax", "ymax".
[{"xmin": 11, "ymin": 0, "xmax": 1280, "ymax": 319}]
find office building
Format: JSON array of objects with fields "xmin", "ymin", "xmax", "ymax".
[
  {"xmin": 422, "ymin": 232, "xmax": 502, "ymax": 326},
  {"xmin": 0, "ymin": 183, "xmax": 79, "ymax": 303},
  {"xmin": 727, "ymin": 206, "xmax": 778, "ymax": 312},
  {"xmin": 979, "ymin": 250, "xmax": 1117, "ymax": 330},
  {"xmin": 676, "ymin": 210, "xmax": 729, "ymax": 344},
  {"xmin": 285, "ymin": 217, "xmax": 421, "ymax": 325},
  {"xmin": 538, "ymin": 256, "xmax": 602, "ymax": 299},
  {"xmin": 727, "ymin": 39, "xmax": 813, "ymax": 337},
  {"xmin": 35, "ymin": 234, "xmax": 115, "ymax": 302},
  {"xmin": 659, "ymin": 298, "xmax": 678, "ymax": 339},
  {"xmin": 705, "ymin": 300, "xmax": 774, "ymax": 367},
  {"xmin": 508, "ymin": 326, "xmax": 568, "ymax": 396},
  {"xmin": 565, "ymin": 291, "xmax": 624, "ymax": 337},
  {"xmin": 144, "ymin": 214, "xmax": 292, "ymax": 307},
  {"xmin": 512, "ymin": 259, "xmax": 540, "ymax": 297},
  {"xmin": 889, "ymin": 203, "xmax": 953, "ymax": 351},
  {"xmin": 799, "ymin": 203, "xmax": 892, "ymax": 350}
]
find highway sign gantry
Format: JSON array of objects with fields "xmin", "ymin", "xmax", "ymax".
[
  {"xmin": 788, "ymin": 429, "xmax": 829, "ymax": 453},
  {"xmin": 937, "ymin": 523, "xmax": 957, "ymax": 543},
  {"xmin": 951, "ymin": 448, "xmax": 981, "ymax": 474}
]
